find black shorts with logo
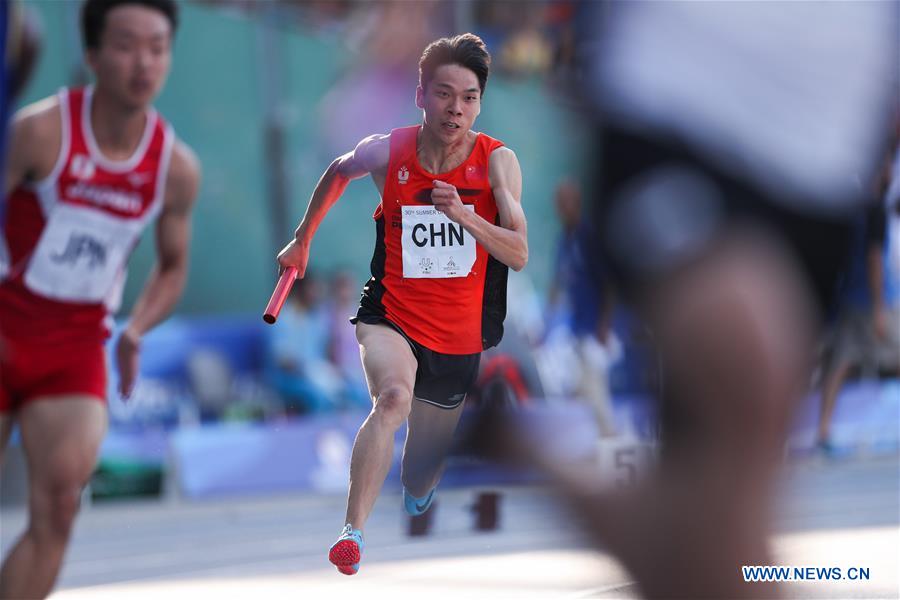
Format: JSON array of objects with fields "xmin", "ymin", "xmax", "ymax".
[{"xmin": 351, "ymin": 306, "xmax": 481, "ymax": 410}]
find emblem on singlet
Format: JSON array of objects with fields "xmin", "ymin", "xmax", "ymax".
[
  {"xmin": 127, "ymin": 172, "xmax": 153, "ymax": 188},
  {"xmin": 70, "ymin": 154, "xmax": 96, "ymax": 180},
  {"xmin": 398, "ymin": 165, "xmax": 409, "ymax": 185},
  {"xmin": 444, "ymin": 257, "xmax": 458, "ymax": 272}
]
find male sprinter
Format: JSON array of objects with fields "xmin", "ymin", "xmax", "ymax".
[
  {"xmin": 0, "ymin": 1, "xmax": 200, "ymax": 597},
  {"xmin": 277, "ymin": 33, "xmax": 527, "ymax": 575}
]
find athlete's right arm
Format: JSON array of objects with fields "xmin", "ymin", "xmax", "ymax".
[
  {"xmin": 276, "ymin": 133, "xmax": 389, "ymax": 276},
  {"xmin": 4, "ymin": 98, "xmax": 60, "ymax": 196}
]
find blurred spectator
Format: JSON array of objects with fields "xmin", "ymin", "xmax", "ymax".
[
  {"xmin": 326, "ymin": 270, "xmax": 370, "ymax": 409},
  {"xmin": 473, "ymin": 0, "xmax": 577, "ymax": 80},
  {"xmin": 471, "ymin": 1, "xmax": 519, "ymax": 61},
  {"xmin": 817, "ymin": 145, "xmax": 900, "ymax": 453},
  {"xmin": 266, "ymin": 273, "xmax": 344, "ymax": 414},
  {"xmin": 496, "ymin": 6, "xmax": 553, "ymax": 78},
  {"xmin": 546, "ymin": 0, "xmax": 578, "ymax": 80},
  {"xmin": 318, "ymin": 0, "xmax": 446, "ymax": 157},
  {"xmin": 546, "ymin": 178, "xmax": 619, "ymax": 436}
]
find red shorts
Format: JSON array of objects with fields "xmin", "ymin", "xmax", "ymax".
[{"xmin": 0, "ymin": 337, "xmax": 107, "ymax": 413}]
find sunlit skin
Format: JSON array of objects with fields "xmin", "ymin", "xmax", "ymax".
[
  {"xmin": 415, "ymin": 65, "xmax": 516, "ymax": 236},
  {"xmin": 85, "ymin": 5, "xmax": 172, "ymax": 162},
  {"xmin": 416, "ymin": 63, "xmax": 482, "ymax": 162},
  {"xmin": 87, "ymin": 5, "xmax": 172, "ymax": 111}
]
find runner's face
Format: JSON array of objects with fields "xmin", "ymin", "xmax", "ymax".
[
  {"xmin": 417, "ymin": 63, "xmax": 482, "ymax": 143},
  {"xmin": 87, "ymin": 5, "xmax": 172, "ymax": 109}
]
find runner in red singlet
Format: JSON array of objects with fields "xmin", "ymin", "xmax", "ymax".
[
  {"xmin": 0, "ymin": 2, "xmax": 200, "ymax": 597},
  {"xmin": 276, "ymin": 33, "xmax": 527, "ymax": 575}
]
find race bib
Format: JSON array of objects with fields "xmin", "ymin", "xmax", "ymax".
[
  {"xmin": 401, "ymin": 204, "xmax": 476, "ymax": 278},
  {"xmin": 24, "ymin": 203, "xmax": 138, "ymax": 302}
]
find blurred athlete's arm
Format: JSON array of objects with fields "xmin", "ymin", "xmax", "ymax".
[
  {"xmin": 431, "ymin": 146, "xmax": 528, "ymax": 271},
  {"xmin": 277, "ymin": 134, "xmax": 390, "ymax": 276},
  {"xmin": 4, "ymin": 98, "xmax": 59, "ymax": 195},
  {"xmin": 116, "ymin": 141, "xmax": 201, "ymax": 396},
  {"xmin": 8, "ymin": 2, "xmax": 42, "ymax": 99},
  {"xmin": 2, "ymin": 3, "xmax": 43, "ymax": 196}
]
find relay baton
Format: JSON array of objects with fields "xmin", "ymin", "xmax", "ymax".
[{"xmin": 263, "ymin": 266, "xmax": 298, "ymax": 324}]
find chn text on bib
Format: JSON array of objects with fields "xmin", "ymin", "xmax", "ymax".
[{"xmin": 401, "ymin": 204, "xmax": 476, "ymax": 279}]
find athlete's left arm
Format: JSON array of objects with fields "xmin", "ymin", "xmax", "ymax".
[
  {"xmin": 431, "ymin": 147, "xmax": 528, "ymax": 271},
  {"xmin": 116, "ymin": 141, "xmax": 201, "ymax": 396}
]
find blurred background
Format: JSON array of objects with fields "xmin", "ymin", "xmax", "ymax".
[{"xmin": 1, "ymin": 1, "xmax": 897, "ymax": 598}]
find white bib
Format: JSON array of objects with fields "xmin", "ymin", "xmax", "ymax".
[
  {"xmin": 401, "ymin": 205, "xmax": 476, "ymax": 278},
  {"xmin": 24, "ymin": 203, "xmax": 144, "ymax": 304}
]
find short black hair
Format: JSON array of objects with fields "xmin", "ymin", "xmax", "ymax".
[
  {"xmin": 82, "ymin": 0, "xmax": 178, "ymax": 50},
  {"xmin": 419, "ymin": 33, "xmax": 491, "ymax": 96}
]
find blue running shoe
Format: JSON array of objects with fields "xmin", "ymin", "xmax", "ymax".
[
  {"xmin": 328, "ymin": 524, "xmax": 364, "ymax": 575},
  {"xmin": 816, "ymin": 439, "xmax": 851, "ymax": 460},
  {"xmin": 403, "ymin": 486, "xmax": 436, "ymax": 516}
]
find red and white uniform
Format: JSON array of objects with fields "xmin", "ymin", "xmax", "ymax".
[
  {"xmin": 0, "ymin": 87, "xmax": 174, "ymax": 411},
  {"xmin": 360, "ymin": 125, "xmax": 508, "ymax": 355}
]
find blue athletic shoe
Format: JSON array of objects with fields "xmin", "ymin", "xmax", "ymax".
[
  {"xmin": 815, "ymin": 439, "xmax": 851, "ymax": 460},
  {"xmin": 328, "ymin": 524, "xmax": 364, "ymax": 575},
  {"xmin": 403, "ymin": 486, "xmax": 436, "ymax": 516}
]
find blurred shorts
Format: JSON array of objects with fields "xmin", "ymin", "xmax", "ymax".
[
  {"xmin": 352, "ymin": 308, "xmax": 480, "ymax": 409},
  {"xmin": 589, "ymin": 126, "xmax": 857, "ymax": 317},
  {"xmin": 830, "ymin": 307, "xmax": 900, "ymax": 371},
  {"xmin": 0, "ymin": 336, "xmax": 107, "ymax": 413}
]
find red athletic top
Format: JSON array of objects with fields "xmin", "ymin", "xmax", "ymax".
[
  {"xmin": 359, "ymin": 125, "xmax": 509, "ymax": 354},
  {"xmin": 0, "ymin": 87, "xmax": 172, "ymax": 344}
]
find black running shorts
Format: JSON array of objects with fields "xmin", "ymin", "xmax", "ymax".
[{"xmin": 351, "ymin": 307, "xmax": 481, "ymax": 409}]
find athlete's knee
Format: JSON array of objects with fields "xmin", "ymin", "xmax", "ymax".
[
  {"xmin": 30, "ymin": 479, "xmax": 85, "ymax": 544},
  {"xmin": 372, "ymin": 385, "xmax": 413, "ymax": 428}
]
